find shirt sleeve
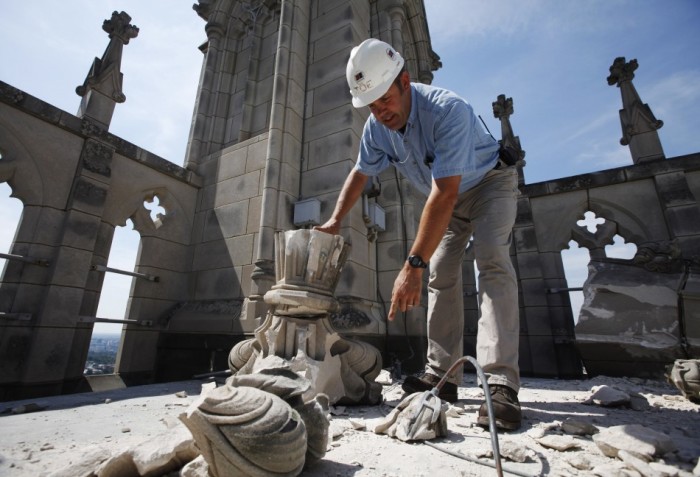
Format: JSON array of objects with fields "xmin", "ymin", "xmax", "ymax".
[
  {"xmin": 354, "ymin": 118, "xmax": 391, "ymax": 176},
  {"xmin": 430, "ymin": 101, "xmax": 478, "ymax": 180}
]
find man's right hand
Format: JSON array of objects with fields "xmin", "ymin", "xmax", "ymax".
[{"xmin": 313, "ymin": 219, "xmax": 341, "ymax": 236}]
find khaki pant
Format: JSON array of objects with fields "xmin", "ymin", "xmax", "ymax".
[{"xmin": 426, "ymin": 166, "xmax": 520, "ymax": 391}]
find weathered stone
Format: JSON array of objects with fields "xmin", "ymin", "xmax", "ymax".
[
  {"xmin": 48, "ymin": 446, "xmax": 111, "ymax": 477},
  {"xmin": 180, "ymin": 455, "xmax": 210, "ymax": 477},
  {"xmin": 498, "ymin": 440, "xmax": 534, "ymax": 463},
  {"xmin": 588, "ymin": 385, "xmax": 631, "ymax": 407},
  {"xmin": 593, "ymin": 424, "xmax": 676, "ymax": 461},
  {"xmin": 576, "ymin": 260, "xmax": 686, "ymax": 378},
  {"xmin": 536, "ymin": 434, "xmax": 581, "ymax": 452},
  {"xmin": 561, "ymin": 418, "xmax": 599, "ymax": 436},
  {"xmin": 618, "ymin": 450, "xmax": 667, "ymax": 477},
  {"xmin": 129, "ymin": 424, "xmax": 197, "ymax": 476},
  {"xmin": 180, "ymin": 384, "xmax": 308, "ymax": 477}
]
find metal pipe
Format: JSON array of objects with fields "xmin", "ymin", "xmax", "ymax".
[
  {"xmin": 435, "ymin": 356, "xmax": 503, "ymax": 477},
  {"xmin": 91, "ymin": 264, "xmax": 159, "ymax": 282},
  {"xmin": 547, "ymin": 287, "xmax": 583, "ymax": 293},
  {"xmin": 0, "ymin": 252, "xmax": 49, "ymax": 267},
  {"xmin": 78, "ymin": 316, "xmax": 152, "ymax": 326},
  {"xmin": 0, "ymin": 312, "xmax": 32, "ymax": 321}
]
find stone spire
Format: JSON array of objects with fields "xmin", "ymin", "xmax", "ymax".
[
  {"xmin": 76, "ymin": 11, "xmax": 139, "ymax": 130},
  {"xmin": 492, "ymin": 94, "xmax": 526, "ymax": 186},
  {"xmin": 607, "ymin": 57, "xmax": 665, "ymax": 164}
]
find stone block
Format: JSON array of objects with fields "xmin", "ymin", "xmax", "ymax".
[
  {"xmin": 665, "ymin": 204, "xmax": 700, "ymax": 236},
  {"xmin": 12, "ymin": 205, "xmax": 65, "ymax": 247},
  {"xmin": 305, "ymin": 105, "xmax": 355, "ymax": 143},
  {"xmin": 51, "ymin": 247, "xmax": 93, "ymax": 288},
  {"xmin": 246, "ymin": 195, "xmax": 262, "ymax": 234},
  {"xmin": 246, "ymin": 135, "xmax": 269, "ymax": 172},
  {"xmin": 194, "ymin": 234, "xmax": 254, "ymax": 272},
  {"xmin": 515, "ymin": 251, "xmax": 543, "ymax": 279},
  {"xmin": 576, "ymin": 261, "xmax": 686, "ymax": 377},
  {"xmin": 513, "ymin": 225, "xmax": 539, "ymax": 253},
  {"xmin": 62, "ymin": 210, "xmax": 101, "ymax": 251},
  {"xmin": 117, "ymin": 329, "xmax": 160, "ymax": 375},
  {"xmin": 654, "ymin": 171, "xmax": 696, "ymax": 206},
  {"xmin": 130, "ymin": 269, "xmax": 189, "ymax": 302},
  {"xmin": 0, "ymin": 325, "xmax": 33, "ymax": 383},
  {"xmin": 307, "ymin": 129, "xmax": 356, "ymax": 170},
  {"xmin": 310, "ymin": 2, "xmax": 356, "ymax": 42},
  {"xmin": 211, "ymin": 171, "xmax": 262, "ymax": 208},
  {"xmin": 217, "ymin": 147, "xmax": 247, "ymax": 182},
  {"xmin": 313, "ymin": 24, "xmax": 358, "ymax": 63},
  {"xmin": 522, "ymin": 307, "xmax": 557, "ymax": 336},
  {"xmin": 538, "ymin": 252, "xmax": 567, "ymax": 279},
  {"xmin": 299, "ymin": 160, "xmax": 354, "ymax": 197},
  {"xmin": 193, "ymin": 268, "xmax": 243, "ymax": 301},
  {"xmin": 530, "ymin": 190, "xmax": 587, "ymax": 252},
  {"xmin": 589, "ymin": 179, "xmax": 667, "ymax": 243},
  {"xmin": 519, "ymin": 277, "xmax": 549, "ymax": 307},
  {"xmin": 307, "ymin": 48, "xmax": 349, "ymax": 92},
  {"xmin": 20, "ymin": 327, "xmax": 78, "ymax": 383},
  {"xmin": 313, "ymin": 75, "xmax": 351, "ymax": 116},
  {"xmin": 202, "ymin": 201, "xmax": 249, "ymax": 242}
]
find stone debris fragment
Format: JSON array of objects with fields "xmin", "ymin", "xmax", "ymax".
[
  {"xmin": 591, "ymin": 460, "xmax": 640, "ymax": 477},
  {"xmin": 561, "ymin": 418, "xmax": 599, "ymax": 436},
  {"xmin": 618, "ymin": 450, "xmax": 667, "ymax": 477},
  {"xmin": 498, "ymin": 440, "xmax": 534, "ymax": 463},
  {"xmin": 566, "ymin": 454, "xmax": 593, "ymax": 471},
  {"xmin": 175, "ymin": 391, "xmax": 188, "ymax": 398},
  {"xmin": 129, "ymin": 424, "xmax": 197, "ymax": 476},
  {"xmin": 48, "ymin": 446, "xmax": 110, "ymax": 477},
  {"xmin": 375, "ymin": 369, "xmax": 393, "ymax": 385},
  {"xmin": 666, "ymin": 359, "xmax": 700, "ymax": 403},
  {"xmin": 180, "ymin": 455, "xmax": 210, "ymax": 477},
  {"xmin": 10, "ymin": 403, "xmax": 46, "ymax": 415},
  {"xmin": 536, "ymin": 434, "xmax": 581, "ymax": 452},
  {"xmin": 588, "ymin": 385, "xmax": 632, "ymax": 407},
  {"xmin": 348, "ymin": 418, "xmax": 366, "ymax": 430},
  {"xmin": 593, "ymin": 424, "xmax": 676, "ymax": 461}
]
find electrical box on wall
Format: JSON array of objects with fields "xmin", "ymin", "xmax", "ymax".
[
  {"xmin": 367, "ymin": 202, "xmax": 386, "ymax": 232},
  {"xmin": 293, "ymin": 198, "xmax": 321, "ymax": 227}
]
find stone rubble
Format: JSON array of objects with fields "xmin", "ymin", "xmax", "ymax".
[{"xmin": 0, "ymin": 373, "xmax": 699, "ymax": 476}]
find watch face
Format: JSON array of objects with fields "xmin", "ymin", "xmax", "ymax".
[{"xmin": 408, "ymin": 255, "xmax": 426, "ymax": 268}]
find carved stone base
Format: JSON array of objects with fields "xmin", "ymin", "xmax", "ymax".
[{"xmin": 230, "ymin": 312, "xmax": 382, "ymax": 405}]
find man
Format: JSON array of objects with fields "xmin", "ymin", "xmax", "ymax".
[{"xmin": 315, "ymin": 38, "xmax": 521, "ymax": 431}]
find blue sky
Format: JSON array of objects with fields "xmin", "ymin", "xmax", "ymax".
[{"xmin": 1, "ymin": 1, "xmax": 699, "ymax": 333}]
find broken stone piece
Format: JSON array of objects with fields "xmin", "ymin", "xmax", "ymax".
[
  {"xmin": 11, "ymin": 403, "xmax": 46, "ymax": 414},
  {"xmin": 561, "ymin": 418, "xmax": 599, "ymax": 436},
  {"xmin": 593, "ymin": 424, "xmax": 676, "ymax": 461},
  {"xmin": 536, "ymin": 435, "xmax": 580, "ymax": 452},
  {"xmin": 618, "ymin": 450, "xmax": 666, "ymax": 477},
  {"xmin": 666, "ymin": 359, "xmax": 700, "ymax": 403},
  {"xmin": 588, "ymin": 385, "xmax": 631, "ymax": 407},
  {"xmin": 498, "ymin": 441, "xmax": 533, "ymax": 463},
  {"xmin": 180, "ymin": 385, "xmax": 307, "ymax": 477}
]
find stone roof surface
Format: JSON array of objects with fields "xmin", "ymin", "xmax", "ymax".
[{"xmin": 1, "ymin": 373, "xmax": 699, "ymax": 477}]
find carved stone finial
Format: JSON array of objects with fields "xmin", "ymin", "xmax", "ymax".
[
  {"xmin": 76, "ymin": 11, "xmax": 139, "ymax": 129},
  {"xmin": 102, "ymin": 11, "xmax": 139, "ymax": 44},
  {"xmin": 607, "ymin": 57, "xmax": 665, "ymax": 163},
  {"xmin": 492, "ymin": 94, "xmax": 526, "ymax": 185},
  {"xmin": 607, "ymin": 56, "xmax": 637, "ymax": 86}
]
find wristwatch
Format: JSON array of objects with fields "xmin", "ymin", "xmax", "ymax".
[{"xmin": 407, "ymin": 255, "xmax": 428, "ymax": 269}]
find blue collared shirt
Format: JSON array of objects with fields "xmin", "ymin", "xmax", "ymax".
[{"xmin": 355, "ymin": 83, "xmax": 500, "ymax": 196}]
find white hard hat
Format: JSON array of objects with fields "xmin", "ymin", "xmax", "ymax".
[{"xmin": 346, "ymin": 38, "xmax": 405, "ymax": 108}]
